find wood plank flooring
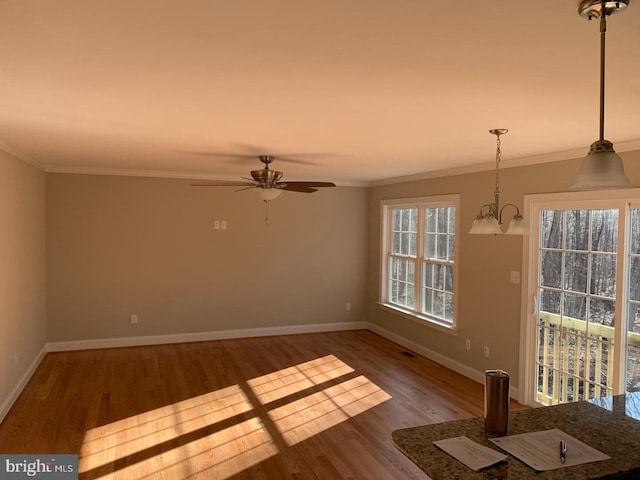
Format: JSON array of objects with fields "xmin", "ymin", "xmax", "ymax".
[{"xmin": 0, "ymin": 330, "xmax": 526, "ymax": 479}]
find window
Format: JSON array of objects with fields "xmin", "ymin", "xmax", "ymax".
[{"xmin": 380, "ymin": 195, "xmax": 459, "ymax": 330}]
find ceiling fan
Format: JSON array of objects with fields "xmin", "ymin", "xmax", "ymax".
[{"xmin": 190, "ymin": 155, "xmax": 336, "ymax": 200}]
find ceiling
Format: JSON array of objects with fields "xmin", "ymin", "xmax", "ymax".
[{"xmin": 0, "ymin": 1, "xmax": 639, "ymax": 186}]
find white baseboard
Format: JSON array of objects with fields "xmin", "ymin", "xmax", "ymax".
[
  {"xmin": 46, "ymin": 321, "xmax": 369, "ymax": 352},
  {"xmin": 0, "ymin": 344, "xmax": 47, "ymax": 424},
  {"xmin": 367, "ymin": 323, "xmax": 520, "ymax": 400},
  {"xmin": 3, "ymin": 321, "xmax": 519, "ymax": 426}
]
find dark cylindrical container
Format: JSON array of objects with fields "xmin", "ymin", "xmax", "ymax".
[{"xmin": 484, "ymin": 370, "xmax": 509, "ymax": 434}]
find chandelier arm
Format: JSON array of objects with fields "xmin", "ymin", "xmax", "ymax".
[
  {"xmin": 475, "ymin": 203, "xmax": 497, "ymax": 219},
  {"xmin": 498, "ymin": 203, "xmax": 523, "ymax": 224}
]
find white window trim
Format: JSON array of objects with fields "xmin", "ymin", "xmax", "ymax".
[
  {"xmin": 519, "ymin": 187, "xmax": 640, "ymax": 406},
  {"xmin": 379, "ymin": 194, "xmax": 460, "ymax": 333}
]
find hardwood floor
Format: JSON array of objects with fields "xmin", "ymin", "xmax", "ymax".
[{"xmin": 0, "ymin": 330, "xmax": 526, "ymax": 479}]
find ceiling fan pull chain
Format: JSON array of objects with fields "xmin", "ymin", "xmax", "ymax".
[{"xmin": 264, "ymin": 200, "xmax": 270, "ymax": 227}]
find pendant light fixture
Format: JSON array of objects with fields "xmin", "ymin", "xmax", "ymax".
[
  {"xmin": 571, "ymin": 0, "xmax": 633, "ymax": 190},
  {"xmin": 469, "ymin": 129, "xmax": 529, "ymax": 235}
]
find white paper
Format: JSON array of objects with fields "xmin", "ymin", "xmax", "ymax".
[
  {"xmin": 490, "ymin": 428, "xmax": 610, "ymax": 471},
  {"xmin": 433, "ymin": 436, "xmax": 508, "ymax": 471}
]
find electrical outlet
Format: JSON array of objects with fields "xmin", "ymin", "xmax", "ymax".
[
  {"xmin": 131, "ymin": 314, "xmax": 138, "ymax": 324},
  {"xmin": 465, "ymin": 339, "xmax": 471, "ymax": 351},
  {"xmin": 214, "ymin": 220, "xmax": 220, "ymax": 230},
  {"xmin": 220, "ymin": 220, "xmax": 227, "ymax": 230},
  {"xmin": 346, "ymin": 302, "xmax": 352, "ymax": 311},
  {"xmin": 484, "ymin": 346, "xmax": 490, "ymax": 358}
]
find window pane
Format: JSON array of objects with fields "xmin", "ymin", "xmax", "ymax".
[
  {"xmin": 540, "ymin": 288, "xmax": 561, "ymax": 315},
  {"xmin": 392, "ymin": 209, "xmax": 401, "ymax": 231},
  {"xmin": 447, "ymin": 235, "xmax": 455, "ymax": 262},
  {"xmin": 565, "ymin": 210, "xmax": 589, "ymax": 251},
  {"xmin": 401, "ymin": 209, "xmax": 411, "ymax": 230},
  {"xmin": 631, "ymin": 209, "xmax": 640, "ymax": 255},
  {"xmin": 437, "ymin": 208, "xmax": 448, "ymax": 233},
  {"xmin": 444, "ymin": 293, "xmax": 453, "ymax": 320},
  {"xmin": 564, "ymin": 252, "xmax": 588, "ymax": 293},
  {"xmin": 589, "ymin": 297, "xmax": 615, "ymax": 327},
  {"xmin": 426, "ymin": 209, "xmax": 436, "ymax": 233},
  {"xmin": 564, "ymin": 293, "xmax": 586, "ymax": 321},
  {"xmin": 392, "ymin": 230, "xmax": 400, "ymax": 253},
  {"xmin": 424, "ymin": 289, "xmax": 433, "ymax": 313},
  {"xmin": 425, "ymin": 233, "xmax": 435, "ymax": 258},
  {"xmin": 541, "ymin": 210, "xmax": 563, "ymax": 249},
  {"xmin": 628, "ymin": 304, "xmax": 640, "ymax": 334},
  {"xmin": 436, "ymin": 234, "xmax": 447, "ymax": 260},
  {"xmin": 590, "ymin": 253, "xmax": 616, "ymax": 298},
  {"xmin": 389, "ymin": 256, "xmax": 415, "ymax": 309},
  {"xmin": 591, "ymin": 210, "xmax": 618, "ymax": 253},
  {"xmin": 433, "ymin": 264, "xmax": 444, "ymax": 290},
  {"xmin": 444, "ymin": 265, "xmax": 453, "ymax": 293},
  {"xmin": 540, "ymin": 250, "xmax": 562, "ymax": 288},
  {"xmin": 424, "ymin": 263, "xmax": 433, "ymax": 288},
  {"xmin": 434, "ymin": 291, "xmax": 444, "ymax": 317},
  {"xmin": 400, "ymin": 232, "xmax": 409, "ymax": 255}
]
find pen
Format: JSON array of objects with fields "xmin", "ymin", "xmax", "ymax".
[{"xmin": 560, "ymin": 440, "xmax": 567, "ymax": 463}]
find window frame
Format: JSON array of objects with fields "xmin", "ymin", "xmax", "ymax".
[{"xmin": 379, "ymin": 194, "xmax": 460, "ymax": 333}]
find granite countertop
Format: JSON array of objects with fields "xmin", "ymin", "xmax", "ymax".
[{"xmin": 392, "ymin": 393, "xmax": 640, "ymax": 480}]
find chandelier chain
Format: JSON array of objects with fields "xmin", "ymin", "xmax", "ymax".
[{"xmin": 494, "ymin": 134, "xmax": 501, "ymax": 196}]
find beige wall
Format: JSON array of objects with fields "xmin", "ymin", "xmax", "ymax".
[
  {"xmin": 0, "ymin": 151, "xmax": 46, "ymax": 411},
  {"xmin": 46, "ymin": 174, "xmax": 369, "ymax": 342},
  {"xmin": 368, "ymin": 149, "xmax": 640, "ymax": 390}
]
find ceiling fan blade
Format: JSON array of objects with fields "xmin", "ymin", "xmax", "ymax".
[
  {"xmin": 282, "ymin": 181, "xmax": 336, "ymax": 188},
  {"xmin": 190, "ymin": 180, "xmax": 256, "ymax": 187},
  {"xmin": 280, "ymin": 184, "xmax": 318, "ymax": 193},
  {"xmin": 235, "ymin": 186, "xmax": 259, "ymax": 192}
]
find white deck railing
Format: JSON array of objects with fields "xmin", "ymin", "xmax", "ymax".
[{"xmin": 536, "ymin": 311, "xmax": 640, "ymax": 405}]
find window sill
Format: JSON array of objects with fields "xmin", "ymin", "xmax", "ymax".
[{"xmin": 377, "ymin": 303, "xmax": 458, "ymax": 336}]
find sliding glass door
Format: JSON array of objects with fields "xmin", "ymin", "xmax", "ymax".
[{"xmin": 524, "ymin": 192, "xmax": 640, "ymax": 406}]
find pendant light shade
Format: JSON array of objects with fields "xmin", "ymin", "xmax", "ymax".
[
  {"xmin": 570, "ymin": 0, "xmax": 633, "ymax": 190},
  {"xmin": 571, "ymin": 141, "xmax": 632, "ymax": 190}
]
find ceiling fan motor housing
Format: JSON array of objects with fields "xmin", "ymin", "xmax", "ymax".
[{"xmin": 251, "ymin": 169, "xmax": 283, "ymax": 186}]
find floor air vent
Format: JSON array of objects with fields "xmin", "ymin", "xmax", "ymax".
[{"xmin": 400, "ymin": 351, "xmax": 417, "ymax": 358}]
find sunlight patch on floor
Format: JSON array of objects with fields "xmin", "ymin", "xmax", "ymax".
[
  {"xmin": 79, "ymin": 384, "xmax": 253, "ymax": 474},
  {"xmin": 90, "ymin": 417, "xmax": 278, "ymax": 480},
  {"xmin": 267, "ymin": 375, "xmax": 392, "ymax": 446},
  {"xmin": 247, "ymin": 354, "xmax": 355, "ymax": 404},
  {"xmin": 78, "ymin": 354, "xmax": 391, "ymax": 478}
]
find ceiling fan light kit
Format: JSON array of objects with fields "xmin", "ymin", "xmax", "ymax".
[
  {"xmin": 571, "ymin": 0, "xmax": 633, "ymax": 190},
  {"xmin": 254, "ymin": 188, "xmax": 283, "ymax": 202}
]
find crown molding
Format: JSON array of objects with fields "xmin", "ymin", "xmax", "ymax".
[
  {"xmin": 369, "ymin": 138, "xmax": 640, "ymax": 187},
  {"xmin": 44, "ymin": 165, "xmax": 368, "ymax": 187},
  {"xmin": 0, "ymin": 140, "xmax": 46, "ymax": 170}
]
